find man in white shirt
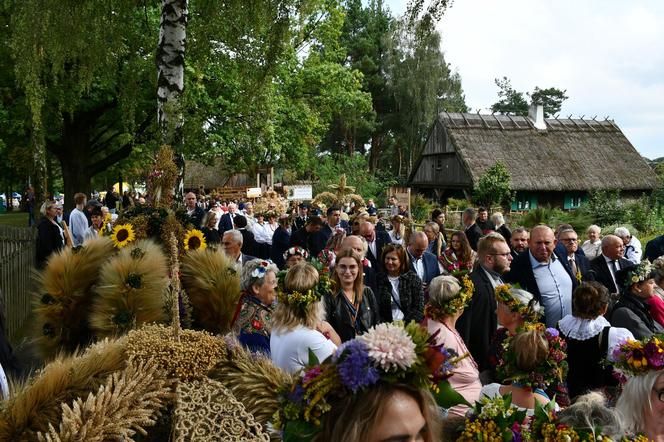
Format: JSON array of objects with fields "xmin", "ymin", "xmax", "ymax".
[
  {"xmin": 614, "ymin": 227, "xmax": 642, "ymax": 265},
  {"xmin": 69, "ymin": 192, "xmax": 89, "ymax": 247}
]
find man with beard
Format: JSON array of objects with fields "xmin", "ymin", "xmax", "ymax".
[
  {"xmin": 456, "ymin": 233, "xmax": 513, "ymax": 372},
  {"xmin": 509, "ymin": 227, "xmax": 529, "ymax": 259}
]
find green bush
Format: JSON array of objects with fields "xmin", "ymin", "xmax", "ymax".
[
  {"xmin": 410, "ymin": 194, "xmax": 436, "ymax": 223},
  {"xmin": 446, "ymin": 197, "xmax": 470, "ymax": 211},
  {"xmin": 587, "ymin": 189, "xmax": 627, "ymax": 227}
]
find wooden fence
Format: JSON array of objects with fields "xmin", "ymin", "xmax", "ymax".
[{"xmin": 0, "ymin": 225, "xmax": 36, "ymax": 343}]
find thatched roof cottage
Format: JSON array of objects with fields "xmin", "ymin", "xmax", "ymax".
[{"xmin": 408, "ymin": 105, "xmax": 658, "ymax": 210}]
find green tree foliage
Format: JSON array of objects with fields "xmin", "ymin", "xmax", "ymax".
[
  {"xmin": 530, "ymin": 87, "xmax": 568, "ymax": 117},
  {"xmin": 490, "ymin": 77, "xmax": 529, "ymax": 116},
  {"xmin": 313, "ymin": 154, "xmax": 396, "ymax": 201},
  {"xmin": 586, "ymin": 189, "xmax": 627, "ymax": 226},
  {"xmin": 473, "ymin": 162, "xmax": 514, "ymax": 208},
  {"xmin": 491, "ymin": 77, "xmax": 568, "ymax": 117}
]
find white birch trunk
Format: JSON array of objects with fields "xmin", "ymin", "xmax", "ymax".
[{"xmin": 157, "ymin": 0, "xmax": 188, "ymax": 200}]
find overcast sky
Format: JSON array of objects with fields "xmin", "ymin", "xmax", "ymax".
[{"xmin": 385, "ymin": 0, "xmax": 663, "ymax": 159}]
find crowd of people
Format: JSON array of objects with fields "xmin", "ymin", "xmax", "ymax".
[{"xmin": 28, "ymin": 189, "xmax": 664, "ymax": 440}]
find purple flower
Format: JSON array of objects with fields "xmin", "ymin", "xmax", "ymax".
[
  {"xmin": 546, "ymin": 328, "xmax": 559, "ymax": 337},
  {"xmin": 303, "ymin": 366, "xmax": 323, "ymax": 384},
  {"xmin": 644, "ymin": 342, "xmax": 664, "ymax": 368},
  {"xmin": 336, "ymin": 340, "xmax": 380, "ymax": 392},
  {"xmin": 288, "ymin": 384, "xmax": 305, "ymax": 403}
]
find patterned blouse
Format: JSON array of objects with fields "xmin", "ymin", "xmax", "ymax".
[{"xmin": 231, "ymin": 292, "xmax": 273, "ymax": 354}]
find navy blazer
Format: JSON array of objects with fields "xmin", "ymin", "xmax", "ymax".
[
  {"xmin": 270, "ymin": 226, "xmax": 291, "ymax": 270},
  {"xmin": 365, "ymin": 230, "xmax": 392, "ymax": 271},
  {"xmin": 504, "ymin": 249, "xmax": 579, "ymax": 302},
  {"xmin": 590, "ymin": 255, "xmax": 633, "ymax": 295},
  {"xmin": 408, "ymin": 251, "xmax": 440, "ymax": 285},
  {"xmin": 219, "ymin": 212, "xmax": 234, "ymax": 235}
]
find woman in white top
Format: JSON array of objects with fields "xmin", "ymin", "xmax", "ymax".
[
  {"xmin": 388, "ymin": 215, "xmax": 405, "ymax": 245},
  {"xmin": 270, "ymin": 263, "xmax": 340, "ymax": 373},
  {"xmin": 581, "ymin": 224, "xmax": 602, "ymax": 259}
]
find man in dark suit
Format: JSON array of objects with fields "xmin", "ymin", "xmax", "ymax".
[
  {"xmin": 184, "ymin": 192, "xmax": 206, "ymax": 228},
  {"xmin": 558, "ymin": 228, "xmax": 592, "ymax": 281},
  {"xmin": 590, "ymin": 235, "xmax": 632, "ymax": 295},
  {"xmin": 221, "ymin": 230, "xmax": 257, "ymax": 269},
  {"xmin": 457, "ymin": 233, "xmax": 513, "ymax": 373},
  {"xmin": 270, "ymin": 215, "xmax": 292, "ymax": 269},
  {"xmin": 407, "ymin": 231, "xmax": 440, "ymax": 285},
  {"xmin": 475, "ymin": 207, "xmax": 495, "ymax": 234},
  {"xmin": 218, "ymin": 202, "xmax": 238, "ymax": 235},
  {"xmin": 292, "ymin": 203, "xmax": 309, "ymax": 232},
  {"xmin": 462, "ymin": 207, "xmax": 483, "ymax": 252},
  {"xmin": 504, "ymin": 225, "xmax": 577, "ymax": 327},
  {"xmin": 311, "ymin": 206, "xmax": 351, "ymax": 257},
  {"xmin": 509, "ymin": 227, "xmax": 529, "ymax": 260},
  {"xmin": 359, "ymin": 221, "xmax": 391, "ymax": 271},
  {"xmin": 290, "ymin": 216, "xmax": 324, "ymax": 255}
]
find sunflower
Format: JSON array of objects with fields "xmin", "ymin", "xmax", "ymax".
[
  {"xmin": 111, "ymin": 224, "xmax": 136, "ymax": 248},
  {"xmin": 183, "ymin": 229, "xmax": 207, "ymax": 251}
]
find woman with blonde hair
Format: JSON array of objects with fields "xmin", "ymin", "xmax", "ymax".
[
  {"xmin": 480, "ymin": 324, "xmax": 566, "ymax": 415},
  {"xmin": 424, "ymin": 274, "xmax": 480, "ymax": 416},
  {"xmin": 325, "ymin": 248, "xmax": 380, "ymax": 342},
  {"xmin": 388, "ymin": 215, "xmax": 405, "ymax": 245},
  {"xmin": 270, "ymin": 263, "xmax": 339, "ymax": 373}
]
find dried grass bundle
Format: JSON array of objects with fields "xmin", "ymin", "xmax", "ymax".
[
  {"xmin": 209, "ymin": 339, "xmax": 293, "ymax": 428},
  {"xmin": 180, "ymin": 248, "xmax": 241, "ymax": 334},
  {"xmin": 0, "ymin": 338, "xmax": 126, "ymax": 441},
  {"xmin": 33, "ymin": 237, "xmax": 116, "ymax": 359},
  {"xmin": 36, "ymin": 359, "xmax": 174, "ymax": 442},
  {"xmin": 89, "ymin": 240, "xmax": 170, "ymax": 338},
  {"xmin": 125, "ymin": 324, "xmax": 226, "ymax": 381}
]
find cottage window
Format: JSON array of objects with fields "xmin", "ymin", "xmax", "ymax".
[{"xmin": 436, "ymin": 158, "xmax": 443, "ymax": 171}]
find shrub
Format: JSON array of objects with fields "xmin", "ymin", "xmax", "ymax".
[
  {"xmin": 586, "ymin": 189, "xmax": 627, "ymax": 226},
  {"xmin": 410, "ymin": 194, "xmax": 436, "ymax": 223},
  {"xmin": 473, "ymin": 162, "xmax": 514, "ymax": 209}
]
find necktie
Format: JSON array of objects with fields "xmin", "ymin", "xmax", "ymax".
[{"xmin": 569, "ymin": 258, "xmax": 577, "ymax": 276}]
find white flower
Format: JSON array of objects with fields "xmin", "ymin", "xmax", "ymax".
[{"xmin": 359, "ymin": 323, "xmax": 416, "ymax": 372}]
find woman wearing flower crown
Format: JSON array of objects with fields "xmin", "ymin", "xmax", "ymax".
[
  {"xmin": 423, "ymin": 274, "xmax": 480, "ymax": 416},
  {"xmin": 325, "ymin": 249, "xmax": 380, "ymax": 342},
  {"xmin": 283, "ymin": 246, "xmax": 309, "ymax": 269},
  {"xmin": 439, "ymin": 231, "xmax": 476, "ymax": 274},
  {"xmin": 270, "ymin": 263, "xmax": 339, "ymax": 373},
  {"xmin": 613, "ymin": 334, "xmax": 664, "ymax": 441},
  {"xmin": 231, "ymin": 259, "xmax": 279, "ymax": 354},
  {"xmin": 612, "ymin": 261, "xmax": 664, "ymax": 340},
  {"xmin": 481, "ymin": 325, "xmax": 565, "ymax": 416},
  {"xmin": 484, "ymin": 284, "xmax": 542, "ymax": 383},
  {"xmin": 273, "ymin": 322, "xmax": 455, "ymax": 441},
  {"xmin": 558, "ymin": 281, "xmax": 634, "ymax": 400}
]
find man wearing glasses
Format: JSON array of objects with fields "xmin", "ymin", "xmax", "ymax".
[
  {"xmin": 456, "ymin": 232, "xmax": 513, "ymax": 373},
  {"xmin": 558, "ymin": 228, "xmax": 592, "ymax": 282},
  {"xmin": 505, "ymin": 225, "xmax": 577, "ymax": 328}
]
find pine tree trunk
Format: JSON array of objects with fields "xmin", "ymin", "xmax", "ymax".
[{"xmin": 157, "ymin": 0, "xmax": 188, "ymax": 200}]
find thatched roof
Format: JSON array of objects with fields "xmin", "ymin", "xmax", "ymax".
[
  {"xmin": 410, "ymin": 112, "xmax": 658, "ymax": 192},
  {"xmin": 184, "ymin": 158, "xmax": 229, "ymax": 189}
]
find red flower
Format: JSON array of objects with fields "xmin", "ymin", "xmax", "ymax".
[{"xmin": 251, "ymin": 319, "xmax": 262, "ymax": 330}]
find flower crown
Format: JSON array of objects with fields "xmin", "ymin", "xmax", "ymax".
[
  {"xmin": 495, "ymin": 284, "xmax": 541, "ymax": 322},
  {"xmin": 250, "ymin": 260, "xmax": 272, "ymax": 281},
  {"xmin": 283, "ymin": 246, "xmax": 309, "ymax": 261},
  {"xmin": 609, "ymin": 334, "xmax": 664, "ymax": 380},
  {"xmin": 496, "ymin": 322, "xmax": 568, "ymax": 390},
  {"xmin": 273, "ymin": 322, "xmax": 469, "ymax": 438},
  {"xmin": 276, "ymin": 271, "xmax": 331, "ymax": 316},
  {"xmin": 424, "ymin": 274, "xmax": 474, "ymax": 320},
  {"xmin": 622, "ymin": 260, "xmax": 653, "ymax": 290}
]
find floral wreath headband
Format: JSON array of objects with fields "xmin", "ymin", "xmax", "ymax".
[
  {"xmin": 609, "ymin": 334, "xmax": 664, "ymax": 381},
  {"xmin": 276, "ymin": 270, "xmax": 331, "ymax": 316},
  {"xmin": 424, "ymin": 274, "xmax": 474, "ymax": 320},
  {"xmin": 250, "ymin": 260, "xmax": 273, "ymax": 282},
  {"xmin": 273, "ymin": 321, "xmax": 469, "ymax": 439},
  {"xmin": 496, "ymin": 322, "xmax": 568, "ymax": 390},
  {"xmin": 494, "ymin": 284, "xmax": 542, "ymax": 322},
  {"xmin": 622, "ymin": 260, "xmax": 653, "ymax": 290},
  {"xmin": 283, "ymin": 246, "xmax": 309, "ymax": 261}
]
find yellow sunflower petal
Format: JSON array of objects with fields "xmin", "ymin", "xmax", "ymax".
[
  {"xmin": 111, "ymin": 224, "xmax": 136, "ymax": 248},
  {"xmin": 183, "ymin": 229, "xmax": 207, "ymax": 251}
]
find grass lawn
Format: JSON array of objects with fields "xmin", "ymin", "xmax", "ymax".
[{"xmin": 0, "ymin": 211, "xmax": 29, "ymax": 227}]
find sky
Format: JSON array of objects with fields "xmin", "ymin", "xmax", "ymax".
[{"xmin": 385, "ymin": 0, "xmax": 664, "ymax": 160}]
